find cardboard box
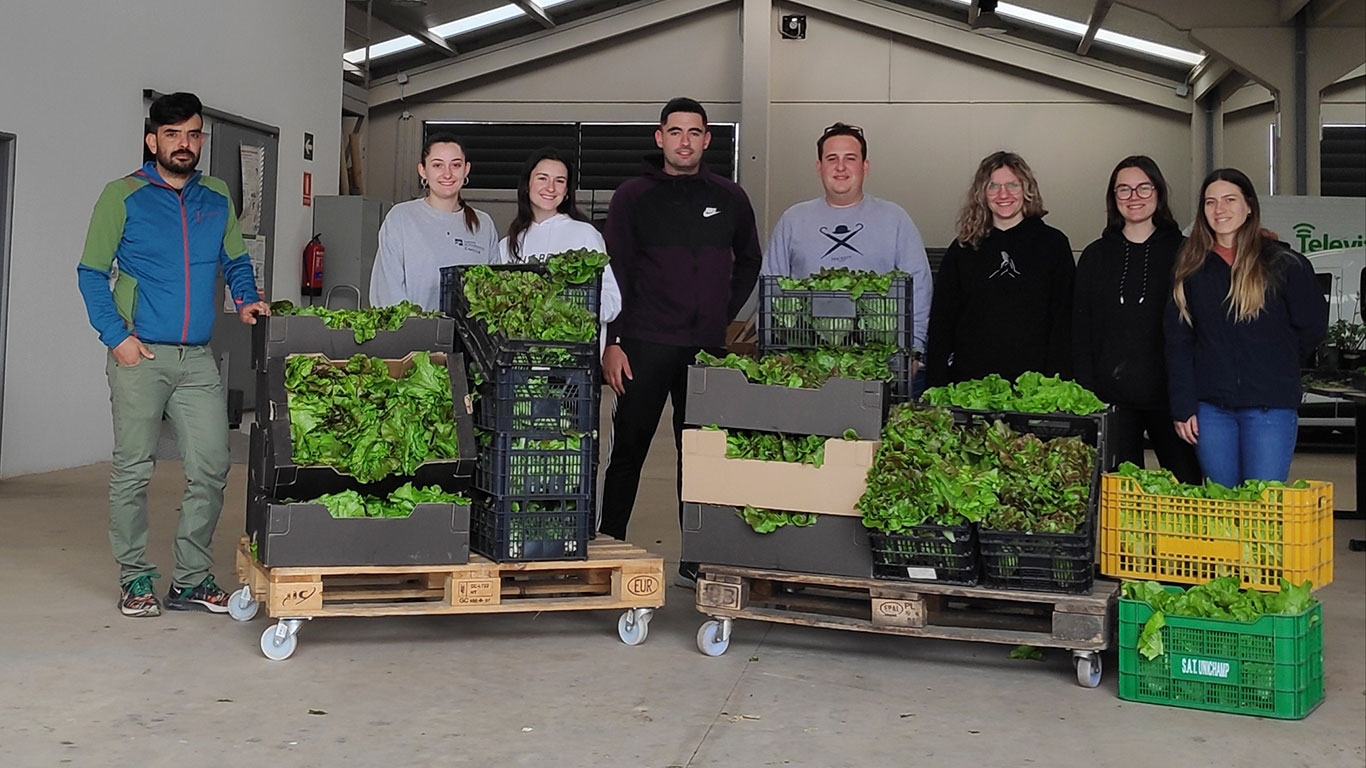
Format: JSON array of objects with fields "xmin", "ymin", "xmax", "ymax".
[
  {"xmin": 725, "ymin": 316, "xmax": 757, "ymax": 356},
  {"xmin": 247, "ymin": 494, "xmax": 470, "ymax": 567},
  {"xmin": 255, "ymin": 351, "xmax": 476, "ymax": 497},
  {"xmin": 252, "ymin": 314, "xmax": 457, "ymax": 373},
  {"xmin": 684, "ymin": 365, "xmax": 887, "ymax": 438},
  {"xmin": 681, "ymin": 428, "xmax": 878, "ymax": 517},
  {"xmin": 682, "ymin": 503, "xmax": 873, "ymax": 578}
]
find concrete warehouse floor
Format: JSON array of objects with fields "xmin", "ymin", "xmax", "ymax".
[{"xmin": 0, "ymin": 400, "xmax": 1362, "ymax": 768}]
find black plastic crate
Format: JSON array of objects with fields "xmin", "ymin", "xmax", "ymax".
[
  {"xmin": 869, "ymin": 524, "xmax": 978, "ymax": 585},
  {"xmin": 935, "ymin": 406, "xmax": 1114, "ymax": 472},
  {"xmin": 887, "ymin": 350, "xmax": 915, "ymax": 403},
  {"xmin": 475, "ymin": 432, "xmax": 597, "ymax": 498},
  {"xmin": 475, "ymin": 364, "xmax": 598, "ymax": 438},
  {"xmin": 998, "ymin": 407, "xmax": 1115, "ymax": 472},
  {"xmin": 440, "ymin": 264, "xmax": 601, "ymax": 380},
  {"xmin": 252, "ymin": 314, "xmax": 456, "ymax": 373},
  {"xmin": 978, "ymin": 525, "xmax": 1094, "ymax": 594},
  {"xmin": 977, "ymin": 459, "xmax": 1101, "ymax": 594},
  {"xmin": 757, "ymin": 274, "xmax": 913, "ymax": 353},
  {"xmin": 470, "ymin": 493, "xmax": 592, "ymax": 562}
]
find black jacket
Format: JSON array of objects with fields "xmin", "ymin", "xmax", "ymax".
[
  {"xmin": 925, "ymin": 216, "xmax": 1074, "ymax": 387},
  {"xmin": 1073, "ymin": 226, "xmax": 1183, "ymax": 409},
  {"xmin": 603, "ymin": 157, "xmax": 762, "ymax": 349},
  {"xmin": 1164, "ymin": 241, "xmax": 1328, "ymax": 421}
]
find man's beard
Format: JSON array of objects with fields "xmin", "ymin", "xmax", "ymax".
[{"xmin": 158, "ymin": 148, "xmax": 198, "ymax": 174}]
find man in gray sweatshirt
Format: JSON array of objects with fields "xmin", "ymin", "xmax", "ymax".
[{"xmin": 762, "ymin": 123, "xmax": 932, "ymax": 377}]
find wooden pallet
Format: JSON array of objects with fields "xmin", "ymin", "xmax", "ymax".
[
  {"xmin": 695, "ymin": 565, "xmax": 1118, "ymax": 651},
  {"xmin": 235, "ymin": 535, "xmax": 665, "ymax": 619}
]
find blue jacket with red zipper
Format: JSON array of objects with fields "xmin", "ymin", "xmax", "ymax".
[{"xmin": 77, "ymin": 161, "xmax": 261, "ymax": 348}]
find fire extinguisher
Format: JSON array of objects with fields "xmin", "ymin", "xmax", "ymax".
[{"xmin": 302, "ymin": 234, "xmax": 325, "ymax": 298}]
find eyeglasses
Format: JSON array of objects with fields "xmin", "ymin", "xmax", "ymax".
[
  {"xmin": 1115, "ymin": 183, "xmax": 1156, "ymax": 200},
  {"xmin": 986, "ymin": 181, "xmax": 1022, "ymax": 194}
]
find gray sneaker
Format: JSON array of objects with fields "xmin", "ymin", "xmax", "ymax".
[{"xmin": 119, "ymin": 575, "xmax": 162, "ymax": 618}]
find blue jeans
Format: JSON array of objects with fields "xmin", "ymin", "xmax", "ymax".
[{"xmin": 1194, "ymin": 402, "xmax": 1298, "ymax": 487}]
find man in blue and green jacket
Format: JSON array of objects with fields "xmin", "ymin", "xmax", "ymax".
[{"xmin": 77, "ymin": 92, "xmax": 270, "ymax": 618}]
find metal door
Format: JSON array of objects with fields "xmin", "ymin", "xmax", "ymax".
[{"xmin": 208, "ymin": 120, "xmax": 277, "ymax": 412}]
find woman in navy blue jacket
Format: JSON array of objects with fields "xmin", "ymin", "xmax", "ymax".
[{"xmin": 1164, "ymin": 168, "xmax": 1328, "ymax": 486}]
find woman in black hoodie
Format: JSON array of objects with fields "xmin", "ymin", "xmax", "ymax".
[
  {"xmin": 926, "ymin": 151, "xmax": 1074, "ymax": 386},
  {"xmin": 1074, "ymin": 156, "xmax": 1200, "ymax": 482}
]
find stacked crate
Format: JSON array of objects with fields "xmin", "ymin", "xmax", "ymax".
[
  {"xmin": 677, "ymin": 274, "xmax": 914, "ymax": 577},
  {"xmin": 441, "ymin": 264, "xmax": 602, "ymax": 562},
  {"xmin": 1098, "ymin": 473, "xmax": 1332, "ymax": 717},
  {"xmin": 246, "ymin": 313, "xmax": 476, "ymax": 567},
  {"xmin": 756, "ymin": 274, "xmax": 916, "ymax": 400},
  {"xmin": 679, "ymin": 366, "xmax": 887, "ymax": 578}
]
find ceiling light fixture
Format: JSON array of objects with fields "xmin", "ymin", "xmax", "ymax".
[{"xmin": 971, "ymin": 0, "xmax": 1009, "ymax": 35}]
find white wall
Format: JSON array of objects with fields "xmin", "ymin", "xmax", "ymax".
[
  {"xmin": 769, "ymin": 10, "xmax": 1192, "ymax": 251},
  {"xmin": 0, "ymin": 0, "xmax": 343, "ymax": 477}
]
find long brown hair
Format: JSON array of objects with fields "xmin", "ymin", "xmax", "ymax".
[
  {"xmin": 954, "ymin": 151, "xmax": 1047, "ymax": 249},
  {"xmin": 1173, "ymin": 168, "xmax": 1281, "ymax": 325},
  {"xmin": 505, "ymin": 147, "xmax": 590, "ymax": 263},
  {"xmin": 421, "ymin": 132, "xmax": 479, "ymax": 233}
]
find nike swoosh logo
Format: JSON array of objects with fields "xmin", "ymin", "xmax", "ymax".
[{"xmin": 703, "ymin": 207, "xmax": 720, "ymax": 218}]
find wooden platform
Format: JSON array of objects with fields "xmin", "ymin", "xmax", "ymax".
[
  {"xmin": 695, "ymin": 565, "xmax": 1118, "ymax": 651},
  {"xmin": 235, "ymin": 535, "xmax": 665, "ymax": 619}
]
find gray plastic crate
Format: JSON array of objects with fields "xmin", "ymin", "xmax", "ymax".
[
  {"xmin": 683, "ymin": 365, "xmax": 887, "ymax": 439},
  {"xmin": 253, "ymin": 351, "xmax": 477, "ymax": 497},
  {"xmin": 681, "ymin": 503, "xmax": 873, "ymax": 578},
  {"xmin": 246, "ymin": 495, "xmax": 470, "ymax": 567},
  {"xmin": 251, "ymin": 314, "xmax": 456, "ymax": 373}
]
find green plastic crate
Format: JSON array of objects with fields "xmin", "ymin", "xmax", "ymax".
[{"xmin": 1118, "ymin": 588, "xmax": 1324, "ymax": 719}]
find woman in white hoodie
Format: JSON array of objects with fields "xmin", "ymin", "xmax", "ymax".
[{"xmin": 497, "ymin": 147, "xmax": 621, "ymax": 352}]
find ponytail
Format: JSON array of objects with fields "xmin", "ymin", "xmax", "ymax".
[{"xmin": 460, "ymin": 194, "xmax": 479, "ymax": 233}]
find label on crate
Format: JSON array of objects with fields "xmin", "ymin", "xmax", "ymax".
[
  {"xmin": 905, "ymin": 566, "xmax": 937, "ymax": 580},
  {"xmin": 1171, "ymin": 654, "xmax": 1240, "ymax": 682}
]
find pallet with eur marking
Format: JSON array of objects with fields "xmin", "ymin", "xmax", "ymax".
[
  {"xmin": 235, "ymin": 535, "xmax": 664, "ymax": 619},
  {"xmin": 695, "ymin": 564, "xmax": 1118, "ymax": 679}
]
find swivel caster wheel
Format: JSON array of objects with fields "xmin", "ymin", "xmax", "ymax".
[
  {"xmin": 227, "ymin": 586, "xmax": 259, "ymax": 622},
  {"xmin": 260, "ymin": 620, "xmax": 303, "ymax": 661},
  {"xmin": 618, "ymin": 608, "xmax": 653, "ymax": 646},
  {"xmin": 696, "ymin": 619, "xmax": 731, "ymax": 657},
  {"xmin": 1073, "ymin": 651, "xmax": 1102, "ymax": 688}
]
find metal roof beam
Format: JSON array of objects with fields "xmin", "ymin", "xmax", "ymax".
[
  {"xmin": 1280, "ymin": 0, "xmax": 1312, "ymax": 23},
  {"xmin": 369, "ymin": 0, "xmax": 729, "ymax": 106},
  {"xmin": 366, "ymin": 2, "xmax": 458, "ymax": 58},
  {"xmin": 513, "ymin": 0, "xmax": 556, "ymax": 29},
  {"xmin": 792, "ymin": 0, "xmax": 1191, "ymax": 113},
  {"xmin": 1077, "ymin": 0, "xmax": 1115, "ymax": 56}
]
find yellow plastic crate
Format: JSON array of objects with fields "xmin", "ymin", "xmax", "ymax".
[{"xmin": 1100, "ymin": 474, "xmax": 1333, "ymax": 591}]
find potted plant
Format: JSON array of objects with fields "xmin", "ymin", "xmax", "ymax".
[{"xmin": 1329, "ymin": 319, "xmax": 1366, "ymax": 369}]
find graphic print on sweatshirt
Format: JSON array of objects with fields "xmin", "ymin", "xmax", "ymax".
[
  {"xmin": 989, "ymin": 249, "xmax": 1020, "ymax": 279},
  {"xmin": 820, "ymin": 222, "xmax": 866, "ymax": 262},
  {"xmin": 448, "ymin": 231, "xmax": 487, "ymax": 258}
]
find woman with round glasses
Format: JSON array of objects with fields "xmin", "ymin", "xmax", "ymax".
[
  {"xmin": 1164, "ymin": 168, "xmax": 1327, "ymax": 486},
  {"xmin": 926, "ymin": 150, "xmax": 1074, "ymax": 387},
  {"xmin": 1074, "ymin": 156, "xmax": 1199, "ymax": 481}
]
